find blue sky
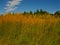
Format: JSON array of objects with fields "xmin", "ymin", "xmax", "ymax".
[{"xmin": 0, "ymin": 0, "xmax": 60, "ymax": 14}]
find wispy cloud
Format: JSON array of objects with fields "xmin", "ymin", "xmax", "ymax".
[{"xmin": 5, "ymin": 0, "xmax": 22, "ymax": 12}]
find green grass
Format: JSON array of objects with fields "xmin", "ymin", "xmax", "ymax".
[{"xmin": 0, "ymin": 21, "xmax": 60, "ymax": 45}]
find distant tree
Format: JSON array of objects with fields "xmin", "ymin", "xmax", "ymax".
[
  {"xmin": 34, "ymin": 12, "xmax": 36, "ymax": 15},
  {"xmin": 34, "ymin": 9, "xmax": 49, "ymax": 15},
  {"xmin": 34, "ymin": 9, "xmax": 40, "ymax": 15},
  {"xmin": 30, "ymin": 11, "xmax": 33, "ymax": 15},
  {"xmin": 54, "ymin": 11, "xmax": 60, "ymax": 15},
  {"xmin": 39, "ymin": 9, "xmax": 49, "ymax": 15},
  {"xmin": 40, "ymin": 9, "xmax": 43, "ymax": 14},
  {"xmin": 54, "ymin": 11, "xmax": 60, "ymax": 17},
  {"xmin": 36, "ymin": 9, "xmax": 40, "ymax": 14},
  {"xmin": 50, "ymin": 13, "xmax": 54, "ymax": 16},
  {"xmin": 23, "ymin": 11, "xmax": 27, "ymax": 15}
]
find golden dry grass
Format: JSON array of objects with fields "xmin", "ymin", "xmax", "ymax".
[
  {"xmin": 0, "ymin": 14, "xmax": 59, "ymax": 24},
  {"xmin": 0, "ymin": 13, "xmax": 60, "ymax": 45}
]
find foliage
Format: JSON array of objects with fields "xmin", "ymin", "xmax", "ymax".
[
  {"xmin": 29, "ymin": 11, "xmax": 33, "ymax": 15},
  {"xmin": 54, "ymin": 11, "xmax": 60, "ymax": 17},
  {"xmin": 23, "ymin": 11, "xmax": 27, "ymax": 15},
  {"xmin": 22, "ymin": 9, "xmax": 60, "ymax": 17},
  {"xmin": 54, "ymin": 11, "xmax": 60, "ymax": 15}
]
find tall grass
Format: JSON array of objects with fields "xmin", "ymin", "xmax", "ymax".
[{"xmin": 0, "ymin": 13, "xmax": 60, "ymax": 45}]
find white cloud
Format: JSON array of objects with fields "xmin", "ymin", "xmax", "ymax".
[{"xmin": 5, "ymin": 0, "xmax": 22, "ymax": 12}]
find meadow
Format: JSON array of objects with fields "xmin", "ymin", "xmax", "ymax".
[{"xmin": 0, "ymin": 13, "xmax": 60, "ymax": 45}]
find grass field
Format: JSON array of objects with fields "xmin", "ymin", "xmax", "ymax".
[{"xmin": 0, "ymin": 13, "xmax": 60, "ymax": 45}]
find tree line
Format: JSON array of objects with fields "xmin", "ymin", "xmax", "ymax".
[
  {"xmin": 23, "ymin": 9, "xmax": 60, "ymax": 17},
  {"xmin": 1, "ymin": 9, "xmax": 60, "ymax": 18}
]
